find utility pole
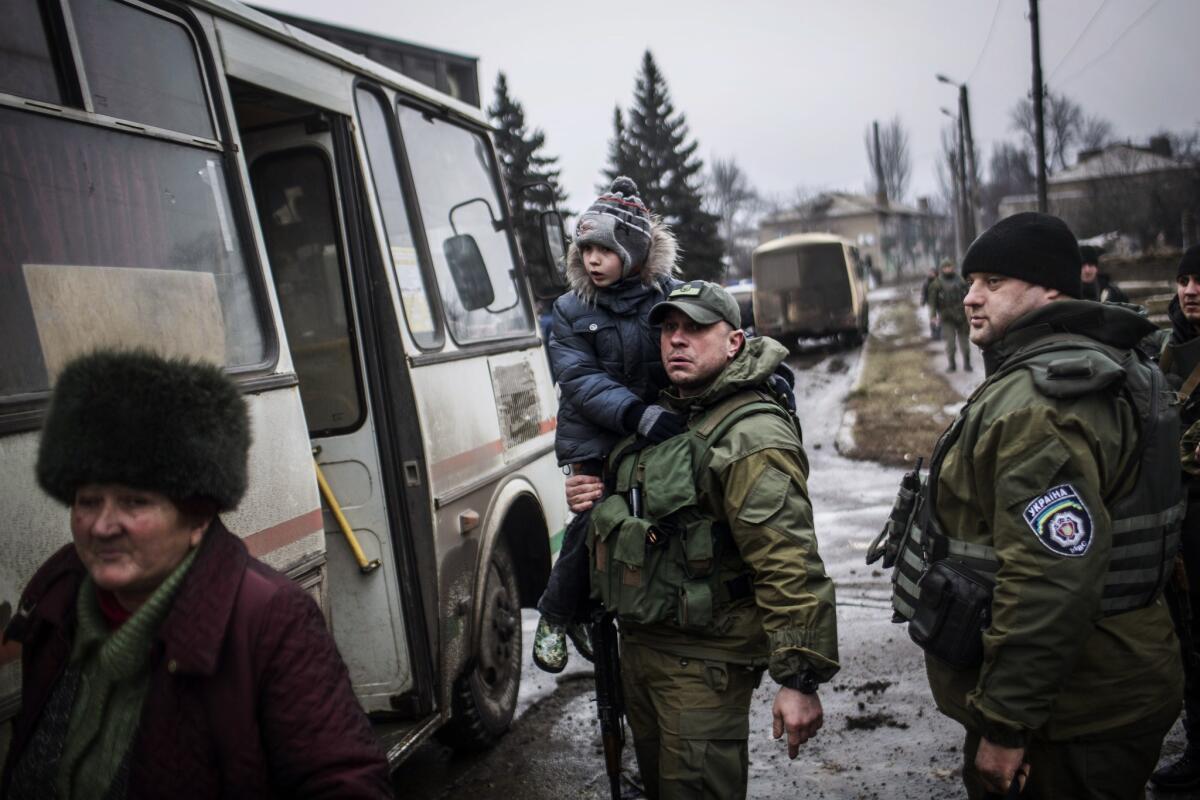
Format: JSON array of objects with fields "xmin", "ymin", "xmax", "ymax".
[
  {"xmin": 958, "ymin": 86, "xmax": 980, "ymax": 237},
  {"xmin": 937, "ymin": 73, "xmax": 979, "ymax": 240},
  {"xmin": 1030, "ymin": 0, "xmax": 1048, "ymax": 212},
  {"xmin": 949, "ymin": 147, "xmax": 965, "ymax": 261},
  {"xmin": 942, "ymin": 107, "xmax": 967, "ymax": 260},
  {"xmin": 940, "ymin": 106, "xmax": 969, "ymax": 256}
]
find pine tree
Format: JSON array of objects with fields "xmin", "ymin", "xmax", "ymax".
[
  {"xmin": 604, "ymin": 51, "xmax": 723, "ymax": 281},
  {"xmin": 488, "ymin": 72, "xmax": 570, "ymax": 276}
]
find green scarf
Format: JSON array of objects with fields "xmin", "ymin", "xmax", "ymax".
[{"xmin": 56, "ymin": 547, "xmax": 197, "ymax": 800}]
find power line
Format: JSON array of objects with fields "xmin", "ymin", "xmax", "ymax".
[
  {"xmin": 1057, "ymin": 0, "xmax": 1164, "ymax": 86},
  {"xmin": 966, "ymin": 0, "xmax": 1005, "ymax": 83},
  {"xmin": 1047, "ymin": 0, "xmax": 1110, "ymax": 80}
]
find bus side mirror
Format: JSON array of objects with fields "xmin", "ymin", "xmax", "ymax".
[{"xmin": 443, "ymin": 234, "xmax": 495, "ymax": 311}]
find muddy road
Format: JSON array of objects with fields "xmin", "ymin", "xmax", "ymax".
[{"xmin": 393, "ymin": 287, "xmax": 1188, "ymax": 799}]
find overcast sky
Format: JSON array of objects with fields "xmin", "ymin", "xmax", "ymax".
[{"xmin": 256, "ymin": 0, "xmax": 1199, "ymax": 213}]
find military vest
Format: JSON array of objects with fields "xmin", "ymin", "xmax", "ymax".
[
  {"xmin": 890, "ymin": 333, "xmax": 1185, "ymax": 622},
  {"xmin": 589, "ymin": 389, "xmax": 797, "ymax": 631}
]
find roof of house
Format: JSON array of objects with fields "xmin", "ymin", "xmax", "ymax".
[
  {"xmin": 762, "ymin": 191, "xmax": 934, "ymax": 225},
  {"xmin": 1050, "ymin": 143, "xmax": 1188, "ymax": 183}
]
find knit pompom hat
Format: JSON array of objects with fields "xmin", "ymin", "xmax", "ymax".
[
  {"xmin": 37, "ymin": 349, "xmax": 251, "ymax": 511},
  {"xmin": 961, "ymin": 212, "xmax": 1082, "ymax": 299},
  {"xmin": 574, "ymin": 177, "xmax": 653, "ymax": 277}
]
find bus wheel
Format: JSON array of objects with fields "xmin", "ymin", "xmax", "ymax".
[{"xmin": 438, "ymin": 539, "xmax": 522, "ymax": 751}]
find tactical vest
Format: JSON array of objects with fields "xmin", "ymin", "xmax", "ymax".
[
  {"xmin": 589, "ymin": 390, "xmax": 798, "ymax": 631},
  {"xmin": 890, "ymin": 333, "xmax": 1185, "ymax": 622}
]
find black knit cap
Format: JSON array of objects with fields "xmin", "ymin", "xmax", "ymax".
[
  {"xmin": 1178, "ymin": 245, "xmax": 1200, "ymax": 279},
  {"xmin": 961, "ymin": 212, "xmax": 1082, "ymax": 299},
  {"xmin": 36, "ymin": 349, "xmax": 251, "ymax": 511},
  {"xmin": 1079, "ymin": 245, "xmax": 1103, "ymax": 266}
]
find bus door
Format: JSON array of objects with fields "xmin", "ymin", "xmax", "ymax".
[{"xmin": 241, "ymin": 119, "xmax": 418, "ymax": 716}]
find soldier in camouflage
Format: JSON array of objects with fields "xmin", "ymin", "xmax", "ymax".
[
  {"xmin": 926, "ymin": 258, "xmax": 973, "ymax": 372},
  {"xmin": 1150, "ymin": 244, "xmax": 1200, "ymax": 792},
  {"xmin": 567, "ymin": 281, "xmax": 839, "ymax": 799},
  {"xmin": 900, "ymin": 213, "xmax": 1183, "ymax": 799}
]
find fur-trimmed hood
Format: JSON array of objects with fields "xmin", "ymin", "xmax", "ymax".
[{"xmin": 564, "ymin": 218, "xmax": 679, "ymax": 304}]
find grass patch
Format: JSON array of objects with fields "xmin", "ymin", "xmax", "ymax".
[{"xmin": 843, "ymin": 297, "xmax": 964, "ymax": 466}]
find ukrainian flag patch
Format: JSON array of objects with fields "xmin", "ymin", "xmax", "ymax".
[{"xmin": 1023, "ymin": 484, "xmax": 1093, "ymax": 557}]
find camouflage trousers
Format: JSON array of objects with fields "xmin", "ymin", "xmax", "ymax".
[
  {"xmin": 961, "ymin": 720, "xmax": 1173, "ymax": 800},
  {"xmin": 942, "ymin": 320, "xmax": 971, "ymax": 369},
  {"xmin": 621, "ymin": 639, "xmax": 762, "ymax": 800}
]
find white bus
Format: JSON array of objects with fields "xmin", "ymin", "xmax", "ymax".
[{"xmin": 0, "ymin": 0, "xmax": 570, "ymax": 765}]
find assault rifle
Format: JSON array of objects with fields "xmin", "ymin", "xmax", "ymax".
[
  {"xmin": 591, "ymin": 609, "xmax": 624, "ymax": 800},
  {"xmin": 866, "ymin": 457, "xmax": 923, "ymax": 568}
]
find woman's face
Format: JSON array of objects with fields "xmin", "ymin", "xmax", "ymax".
[{"xmin": 71, "ymin": 484, "xmax": 207, "ymax": 610}]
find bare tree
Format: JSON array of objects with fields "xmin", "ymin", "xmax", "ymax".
[
  {"xmin": 981, "ymin": 142, "xmax": 1036, "ymax": 227},
  {"xmin": 705, "ymin": 158, "xmax": 758, "ymax": 251},
  {"xmin": 1080, "ymin": 114, "xmax": 1114, "ymax": 151},
  {"xmin": 864, "ymin": 116, "xmax": 912, "ymax": 202},
  {"xmin": 1010, "ymin": 91, "xmax": 1115, "ymax": 172}
]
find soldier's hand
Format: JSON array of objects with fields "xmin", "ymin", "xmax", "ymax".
[
  {"xmin": 771, "ymin": 687, "xmax": 823, "ymax": 759},
  {"xmin": 565, "ymin": 474, "xmax": 603, "ymax": 513},
  {"xmin": 975, "ymin": 737, "xmax": 1027, "ymax": 795}
]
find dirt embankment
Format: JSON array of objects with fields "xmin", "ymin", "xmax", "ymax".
[{"xmin": 841, "ymin": 295, "xmax": 964, "ymax": 466}]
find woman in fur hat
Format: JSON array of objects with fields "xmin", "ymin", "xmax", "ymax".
[
  {"xmin": 1, "ymin": 350, "xmax": 391, "ymax": 799},
  {"xmin": 532, "ymin": 177, "xmax": 682, "ymax": 672}
]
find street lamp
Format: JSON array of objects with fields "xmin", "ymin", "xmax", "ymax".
[{"xmin": 936, "ymin": 73, "xmax": 979, "ymax": 240}]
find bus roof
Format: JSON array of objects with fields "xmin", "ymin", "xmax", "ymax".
[
  {"xmin": 753, "ymin": 233, "xmax": 852, "ymax": 256},
  {"xmin": 192, "ymin": 0, "xmax": 490, "ymax": 129}
]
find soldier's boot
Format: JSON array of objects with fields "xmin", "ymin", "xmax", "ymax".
[
  {"xmin": 1151, "ymin": 746, "xmax": 1200, "ymax": 791},
  {"xmin": 964, "ymin": 359, "xmax": 973, "ymax": 373},
  {"xmin": 948, "ymin": 361, "xmax": 957, "ymax": 372},
  {"xmin": 532, "ymin": 616, "xmax": 568, "ymax": 673}
]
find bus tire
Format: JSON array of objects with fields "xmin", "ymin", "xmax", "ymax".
[{"xmin": 437, "ymin": 539, "xmax": 522, "ymax": 752}]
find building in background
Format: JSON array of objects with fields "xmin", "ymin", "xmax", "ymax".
[
  {"xmin": 1000, "ymin": 139, "xmax": 1199, "ymax": 251},
  {"xmin": 253, "ymin": 7, "xmax": 480, "ymax": 107},
  {"xmin": 758, "ymin": 192, "xmax": 947, "ymax": 280}
]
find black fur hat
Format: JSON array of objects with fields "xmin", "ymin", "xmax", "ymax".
[
  {"xmin": 36, "ymin": 350, "xmax": 251, "ymax": 511},
  {"xmin": 961, "ymin": 212, "xmax": 1082, "ymax": 299}
]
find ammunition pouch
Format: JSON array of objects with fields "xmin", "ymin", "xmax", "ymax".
[
  {"xmin": 590, "ymin": 390, "xmax": 787, "ymax": 631},
  {"xmin": 590, "ymin": 491, "xmax": 729, "ymax": 630},
  {"xmin": 908, "ymin": 559, "xmax": 993, "ymax": 669}
]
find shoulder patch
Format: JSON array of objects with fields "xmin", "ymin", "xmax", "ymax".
[{"xmin": 1022, "ymin": 484, "xmax": 1093, "ymax": 557}]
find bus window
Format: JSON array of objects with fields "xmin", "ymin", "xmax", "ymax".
[
  {"xmin": 70, "ymin": 0, "xmax": 215, "ymax": 139},
  {"xmin": 396, "ymin": 105, "xmax": 531, "ymax": 343},
  {"xmin": 0, "ymin": 108, "xmax": 266, "ymax": 397},
  {"xmin": 252, "ymin": 150, "xmax": 364, "ymax": 435},
  {"xmin": 355, "ymin": 87, "xmax": 441, "ymax": 350},
  {"xmin": 0, "ymin": 0, "xmax": 63, "ymax": 104}
]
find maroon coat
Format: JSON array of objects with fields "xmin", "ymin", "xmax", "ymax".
[{"xmin": 1, "ymin": 520, "xmax": 393, "ymax": 798}]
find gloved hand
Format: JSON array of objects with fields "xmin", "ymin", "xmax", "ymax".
[{"xmin": 625, "ymin": 403, "xmax": 687, "ymax": 444}]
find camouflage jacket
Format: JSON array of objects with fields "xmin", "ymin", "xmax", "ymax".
[
  {"xmin": 927, "ymin": 274, "xmax": 969, "ymax": 325},
  {"xmin": 616, "ymin": 337, "xmax": 840, "ymax": 685},
  {"xmin": 925, "ymin": 301, "xmax": 1182, "ymax": 746}
]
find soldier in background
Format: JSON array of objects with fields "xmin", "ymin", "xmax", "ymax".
[
  {"xmin": 1079, "ymin": 245, "xmax": 1129, "ymax": 303},
  {"xmin": 926, "ymin": 258, "xmax": 972, "ymax": 372},
  {"xmin": 1150, "ymin": 244, "xmax": 1200, "ymax": 793}
]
